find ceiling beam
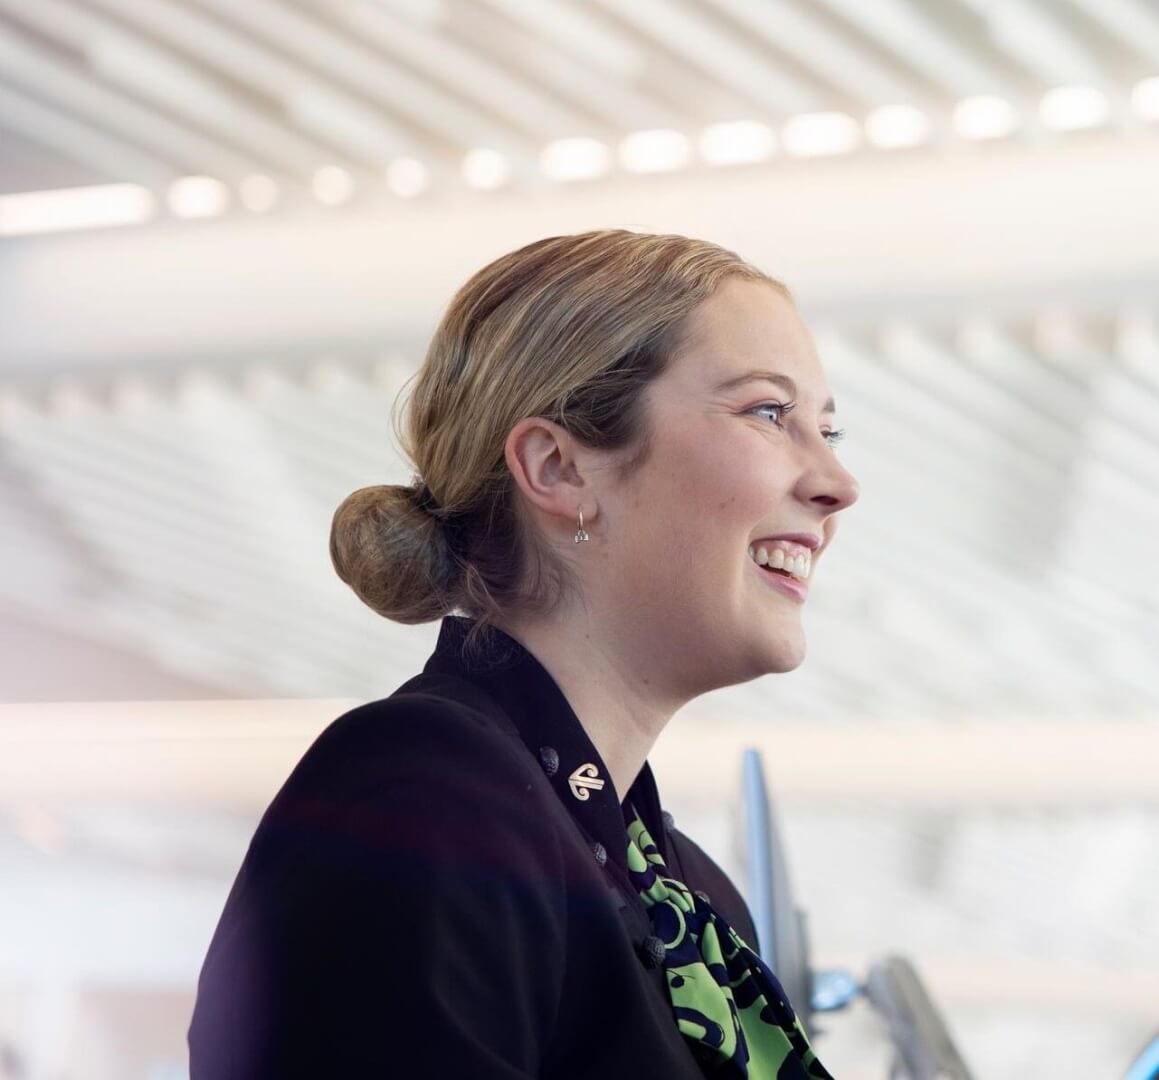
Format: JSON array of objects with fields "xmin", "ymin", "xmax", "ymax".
[
  {"xmin": 2, "ymin": 135, "xmax": 1159, "ymax": 368},
  {"xmin": 0, "ymin": 15, "xmax": 261, "ymax": 179}
]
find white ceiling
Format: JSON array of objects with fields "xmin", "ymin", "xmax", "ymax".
[
  {"xmin": 0, "ymin": 0, "xmax": 1157, "ymax": 714},
  {"xmin": 0, "ymin": 0, "xmax": 1157, "ymax": 196}
]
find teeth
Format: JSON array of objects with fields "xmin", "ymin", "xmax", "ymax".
[{"xmin": 747, "ymin": 543, "xmax": 811, "ymax": 580}]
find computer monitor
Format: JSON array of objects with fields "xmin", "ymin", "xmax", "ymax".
[{"xmin": 739, "ymin": 747, "xmax": 815, "ymax": 1037}]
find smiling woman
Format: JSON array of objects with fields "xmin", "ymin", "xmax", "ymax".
[{"xmin": 189, "ymin": 230, "xmax": 858, "ymax": 1079}]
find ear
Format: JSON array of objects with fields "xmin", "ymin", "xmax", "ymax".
[{"xmin": 504, "ymin": 416, "xmax": 592, "ymax": 529}]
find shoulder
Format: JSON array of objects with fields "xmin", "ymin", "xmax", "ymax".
[
  {"xmin": 283, "ymin": 679, "xmax": 534, "ymax": 801},
  {"xmin": 249, "ymin": 683, "xmax": 558, "ymax": 884},
  {"xmin": 191, "ymin": 683, "xmax": 567, "ymax": 1072}
]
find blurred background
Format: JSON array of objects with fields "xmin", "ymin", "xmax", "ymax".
[{"xmin": 1, "ymin": 0, "xmax": 1158, "ymax": 1077}]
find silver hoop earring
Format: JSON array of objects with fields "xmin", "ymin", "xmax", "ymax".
[{"xmin": 574, "ymin": 508, "xmax": 589, "ymax": 543}]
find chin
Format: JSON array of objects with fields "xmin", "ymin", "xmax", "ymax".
[
  {"xmin": 763, "ymin": 633, "xmax": 807, "ymax": 674},
  {"xmin": 768, "ymin": 654, "xmax": 805, "ymax": 675}
]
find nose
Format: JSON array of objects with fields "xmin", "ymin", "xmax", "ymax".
[{"xmin": 799, "ymin": 441, "xmax": 859, "ymax": 513}]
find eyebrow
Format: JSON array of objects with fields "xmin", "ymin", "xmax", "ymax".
[{"xmin": 713, "ymin": 369, "xmax": 836, "ymax": 415}]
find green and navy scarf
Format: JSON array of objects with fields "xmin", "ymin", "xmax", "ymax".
[{"xmin": 626, "ymin": 804, "xmax": 834, "ymax": 1079}]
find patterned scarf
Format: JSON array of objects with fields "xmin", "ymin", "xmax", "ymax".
[{"xmin": 626, "ymin": 803, "xmax": 834, "ymax": 1079}]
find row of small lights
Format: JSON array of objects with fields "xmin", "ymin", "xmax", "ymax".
[{"xmin": 3, "ymin": 81, "xmax": 1158, "ymax": 236}]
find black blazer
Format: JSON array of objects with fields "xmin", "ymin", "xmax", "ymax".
[{"xmin": 189, "ymin": 615, "xmax": 761, "ymax": 1078}]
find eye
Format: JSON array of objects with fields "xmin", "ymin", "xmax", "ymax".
[
  {"xmin": 748, "ymin": 400, "xmax": 796, "ymax": 427},
  {"xmin": 748, "ymin": 401, "xmax": 847, "ymax": 449}
]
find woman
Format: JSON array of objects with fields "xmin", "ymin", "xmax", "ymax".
[{"xmin": 188, "ymin": 229, "xmax": 858, "ymax": 1078}]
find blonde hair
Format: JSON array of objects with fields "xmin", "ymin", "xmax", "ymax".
[{"xmin": 330, "ymin": 228, "xmax": 785, "ymax": 658}]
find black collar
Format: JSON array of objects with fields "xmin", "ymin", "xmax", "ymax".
[{"xmin": 414, "ymin": 615, "xmax": 671, "ymax": 879}]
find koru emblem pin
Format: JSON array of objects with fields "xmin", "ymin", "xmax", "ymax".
[{"xmin": 568, "ymin": 762, "xmax": 605, "ymax": 801}]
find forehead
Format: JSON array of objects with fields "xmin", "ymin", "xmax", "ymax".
[{"xmin": 675, "ymin": 277, "xmax": 820, "ymax": 381}]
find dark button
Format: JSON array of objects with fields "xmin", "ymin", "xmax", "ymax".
[
  {"xmin": 662, "ymin": 810, "xmax": 676, "ymax": 832},
  {"xmin": 638, "ymin": 934, "xmax": 666, "ymax": 969},
  {"xmin": 694, "ymin": 889, "xmax": 712, "ymax": 905},
  {"xmin": 591, "ymin": 841, "xmax": 607, "ymax": 866},
  {"xmin": 538, "ymin": 746, "xmax": 559, "ymax": 776}
]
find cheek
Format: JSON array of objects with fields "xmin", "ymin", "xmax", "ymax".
[
  {"xmin": 683, "ymin": 434, "xmax": 754, "ymax": 500},
  {"xmin": 715, "ymin": 460, "xmax": 790, "ymax": 521},
  {"xmin": 637, "ymin": 423, "xmax": 780, "ymax": 543},
  {"xmin": 643, "ymin": 434, "xmax": 730, "ymax": 517},
  {"xmin": 670, "ymin": 471, "xmax": 783, "ymax": 565},
  {"xmin": 628, "ymin": 472, "xmax": 725, "ymax": 580}
]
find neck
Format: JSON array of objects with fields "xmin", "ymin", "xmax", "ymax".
[{"xmin": 494, "ymin": 611, "xmax": 684, "ymax": 804}]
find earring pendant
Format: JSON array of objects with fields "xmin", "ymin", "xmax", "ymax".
[{"xmin": 574, "ymin": 508, "xmax": 589, "ymax": 543}]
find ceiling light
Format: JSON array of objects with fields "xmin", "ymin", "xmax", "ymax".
[
  {"xmin": 462, "ymin": 148, "xmax": 511, "ymax": 189},
  {"xmin": 952, "ymin": 95, "xmax": 1020, "ymax": 140},
  {"xmin": 11, "ymin": 804, "xmax": 67, "ymax": 856},
  {"xmin": 306, "ymin": 358, "xmax": 355, "ymax": 394},
  {"xmin": 313, "ymin": 165, "xmax": 354, "ymax": 205},
  {"xmin": 781, "ymin": 112, "xmax": 860, "ymax": 157},
  {"xmin": 241, "ymin": 364, "xmax": 287, "ymax": 403},
  {"xmin": 618, "ymin": 129, "xmax": 691, "ymax": 173},
  {"xmin": 698, "ymin": 121, "xmax": 776, "ymax": 165},
  {"xmin": 1131, "ymin": 76, "xmax": 1159, "ymax": 122},
  {"xmin": 239, "ymin": 175, "xmax": 279, "ymax": 213},
  {"xmin": 46, "ymin": 379, "xmax": 96, "ymax": 420},
  {"xmin": 1039, "ymin": 85, "xmax": 1109, "ymax": 131},
  {"xmin": 167, "ymin": 175, "xmax": 230, "ymax": 219},
  {"xmin": 865, "ymin": 105, "xmax": 931, "ymax": 149},
  {"xmin": 111, "ymin": 375, "xmax": 160, "ymax": 415},
  {"xmin": 540, "ymin": 137, "xmax": 611, "ymax": 181},
  {"xmin": 1033, "ymin": 308, "xmax": 1087, "ymax": 361},
  {"xmin": 386, "ymin": 157, "xmax": 430, "ymax": 197},
  {"xmin": 0, "ymin": 183, "xmax": 155, "ymax": 237}
]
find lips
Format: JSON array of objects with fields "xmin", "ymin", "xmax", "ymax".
[
  {"xmin": 753, "ymin": 532, "xmax": 821, "ymax": 552},
  {"xmin": 752, "ymin": 555, "xmax": 808, "ymax": 601},
  {"xmin": 751, "ymin": 560, "xmax": 806, "ymax": 602}
]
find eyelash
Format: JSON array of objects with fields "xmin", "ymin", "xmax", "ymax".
[{"xmin": 749, "ymin": 400, "xmax": 847, "ymax": 448}]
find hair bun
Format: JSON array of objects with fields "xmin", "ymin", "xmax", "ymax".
[{"xmin": 329, "ymin": 482, "xmax": 454, "ymax": 624}]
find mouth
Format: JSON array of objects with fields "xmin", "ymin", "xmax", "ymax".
[
  {"xmin": 748, "ymin": 541, "xmax": 813, "ymax": 581},
  {"xmin": 751, "ymin": 560, "xmax": 806, "ymax": 602},
  {"xmin": 746, "ymin": 544, "xmax": 811, "ymax": 602}
]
